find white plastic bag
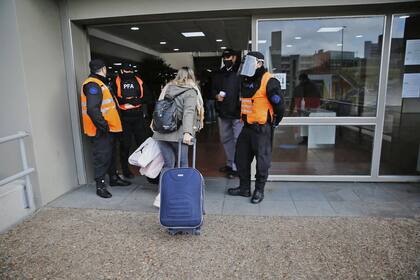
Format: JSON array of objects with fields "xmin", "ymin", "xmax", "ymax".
[
  {"xmin": 153, "ymin": 193, "xmax": 160, "ymax": 208},
  {"xmin": 139, "ymin": 153, "xmax": 164, "ymax": 179},
  {"xmin": 128, "ymin": 137, "xmax": 161, "ymax": 167}
]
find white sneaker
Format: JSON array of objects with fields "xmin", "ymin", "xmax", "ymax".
[{"xmin": 153, "ymin": 193, "xmax": 160, "ymax": 208}]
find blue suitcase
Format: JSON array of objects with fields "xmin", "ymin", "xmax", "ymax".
[{"xmin": 159, "ymin": 139, "xmax": 204, "ymax": 235}]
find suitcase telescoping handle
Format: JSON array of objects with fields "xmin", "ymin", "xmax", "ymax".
[{"xmin": 178, "ymin": 138, "xmax": 196, "ymax": 169}]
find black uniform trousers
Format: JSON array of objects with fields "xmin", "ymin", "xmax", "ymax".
[
  {"xmin": 120, "ymin": 116, "xmax": 147, "ymax": 173},
  {"xmin": 91, "ymin": 132, "xmax": 117, "ymax": 181},
  {"xmin": 235, "ymin": 123, "xmax": 273, "ymax": 191}
]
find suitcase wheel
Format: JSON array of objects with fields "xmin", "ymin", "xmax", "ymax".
[{"xmin": 168, "ymin": 229, "xmax": 178, "ymax": 236}]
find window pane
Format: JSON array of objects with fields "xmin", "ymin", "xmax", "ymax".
[
  {"xmin": 270, "ymin": 125, "xmax": 374, "ymax": 175},
  {"xmin": 380, "ymin": 14, "xmax": 420, "ymax": 176},
  {"xmin": 258, "ymin": 16, "xmax": 384, "ymax": 117}
]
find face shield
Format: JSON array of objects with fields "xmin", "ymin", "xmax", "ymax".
[{"xmin": 239, "ymin": 55, "xmax": 263, "ymax": 77}]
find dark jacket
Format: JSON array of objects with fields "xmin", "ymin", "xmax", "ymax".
[
  {"xmin": 110, "ymin": 73, "xmax": 153, "ymax": 121},
  {"xmin": 82, "ymin": 74, "xmax": 110, "ymax": 134},
  {"xmin": 211, "ymin": 66, "xmax": 241, "ymax": 119},
  {"xmin": 240, "ymin": 68, "xmax": 285, "ymax": 126}
]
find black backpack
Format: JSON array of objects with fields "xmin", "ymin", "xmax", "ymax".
[{"xmin": 152, "ymin": 89, "xmax": 189, "ymax": 134}]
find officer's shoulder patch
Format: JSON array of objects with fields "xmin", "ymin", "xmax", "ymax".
[{"xmin": 88, "ymin": 85, "xmax": 99, "ymax": 95}]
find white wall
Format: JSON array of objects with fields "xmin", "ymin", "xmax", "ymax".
[
  {"xmin": 14, "ymin": 0, "xmax": 78, "ymax": 204},
  {"xmin": 160, "ymin": 52, "xmax": 195, "ymax": 70},
  {"xmin": 0, "ymin": 0, "xmax": 41, "ymax": 205},
  {"xmin": 66, "ymin": 0, "xmax": 419, "ymax": 20}
]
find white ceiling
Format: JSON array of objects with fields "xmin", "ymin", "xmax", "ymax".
[{"xmin": 92, "ymin": 17, "xmax": 251, "ymax": 53}]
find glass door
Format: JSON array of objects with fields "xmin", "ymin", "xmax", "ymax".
[{"xmin": 256, "ymin": 16, "xmax": 385, "ymax": 178}]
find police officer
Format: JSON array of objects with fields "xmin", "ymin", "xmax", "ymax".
[
  {"xmin": 212, "ymin": 48, "xmax": 243, "ymax": 179},
  {"xmin": 227, "ymin": 52, "xmax": 284, "ymax": 204},
  {"xmin": 81, "ymin": 59, "xmax": 131, "ymax": 199},
  {"xmin": 111, "ymin": 62, "xmax": 152, "ymax": 178}
]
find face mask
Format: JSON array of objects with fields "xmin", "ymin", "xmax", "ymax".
[
  {"xmin": 223, "ymin": 60, "xmax": 233, "ymax": 68},
  {"xmin": 122, "ymin": 72, "xmax": 135, "ymax": 79}
]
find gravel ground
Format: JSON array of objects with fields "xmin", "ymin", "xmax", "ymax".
[{"xmin": 1, "ymin": 208, "xmax": 419, "ymax": 280}]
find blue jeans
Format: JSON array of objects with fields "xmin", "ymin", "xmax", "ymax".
[
  {"xmin": 205, "ymin": 100, "xmax": 216, "ymax": 122},
  {"xmin": 218, "ymin": 117, "xmax": 243, "ymax": 171},
  {"xmin": 157, "ymin": 141, "xmax": 189, "ymax": 170}
]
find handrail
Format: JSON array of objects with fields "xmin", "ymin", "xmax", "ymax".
[
  {"xmin": 0, "ymin": 131, "xmax": 35, "ymax": 209},
  {"xmin": 0, "ymin": 168, "xmax": 35, "ymax": 187},
  {"xmin": 0, "ymin": 131, "xmax": 29, "ymax": 144}
]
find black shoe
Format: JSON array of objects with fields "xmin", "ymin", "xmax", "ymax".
[
  {"xmin": 226, "ymin": 170, "xmax": 238, "ymax": 179},
  {"xmin": 109, "ymin": 174, "xmax": 132, "ymax": 186},
  {"xmin": 227, "ymin": 187, "xmax": 251, "ymax": 197},
  {"xmin": 251, "ymin": 189, "xmax": 264, "ymax": 204},
  {"xmin": 219, "ymin": 166, "xmax": 233, "ymax": 173},
  {"xmin": 123, "ymin": 170, "xmax": 134, "ymax": 179},
  {"xmin": 96, "ymin": 180, "xmax": 112, "ymax": 198}
]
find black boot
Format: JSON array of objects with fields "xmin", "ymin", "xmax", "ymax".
[
  {"xmin": 251, "ymin": 189, "xmax": 264, "ymax": 204},
  {"xmin": 219, "ymin": 165, "xmax": 232, "ymax": 173},
  {"xmin": 122, "ymin": 169, "xmax": 134, "ymax": 179},
  {"xmin": 96, "ymin": 179, "xmax": 112, "ymax": 198},
  {"xmin": 226, "ymin": 170, "xmax": 238, "ymax": 179},
  {"xmin": 227, "ymin": 186, "xmax": 251, "ymax": 197},
  {"xmin": 109, "ymin": 174, "xmax": 132, "ymax": 186}
]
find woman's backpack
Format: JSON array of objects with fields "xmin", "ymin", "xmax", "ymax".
[{"xmin": 152, "ymin": 89, "xmax": 189, "ymax": 133}]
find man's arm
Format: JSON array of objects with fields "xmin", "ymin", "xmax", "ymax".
[
  {"xmin": 266, "ymin": 78, "xmax": 285, "ymax": 126},
  {"xmin": 84, "ymin": 82, "xmax": 109, "ymax": 133}
]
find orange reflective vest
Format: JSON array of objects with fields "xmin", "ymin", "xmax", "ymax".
[
  {"xmin": 115, "ymin": 75, "xmax": 144, "ymax": 110},
  {"xmin": 81, "ymin": 77, "xmax": 122, "ymax": 137},
  {"xmin": 240, "ymin": 72, "xmax": 274, "ymax": 125}
]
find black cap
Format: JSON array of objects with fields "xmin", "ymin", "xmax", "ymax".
[
  {"xmin": 89, "ymin": 59, "xmax": 106, "ymax": 73},
  {"xmin": 247, "ymin": 51, "xmax": 264, "ymax": 60},
  {"xmin": 222, "ymin": 48, "xmax": 235, "ymax": 58},
  {"xmin": 122, "ymin": 62, "xmax": 133, "ymax": 71}
]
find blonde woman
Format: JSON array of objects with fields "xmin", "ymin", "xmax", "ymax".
[{"xmin": 152, "ymin": 67, "xmax": 204, "ymax": 169}]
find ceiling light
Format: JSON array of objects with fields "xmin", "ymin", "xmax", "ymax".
[
  {"xmin": 134, "ymin": 70, "xmax": 138, "ymax": 72},
  {"xmin": 337, "ymin": 43, "xmax": 343, "ymax": 46},
  {"xmin": 114, "ymin": 71, "xmax": 118, "ymax": 73},
  {"xmin": 113, "ymin": 62, "xmax": 122, "ymax": 66},
  {"xmin": 181, "ymin": 32, "xmax": 205, "ymax": 37},
  {"xmin": 355, "ymin": 35, "xmax": 363, "ymax": 38},
  {"xmin": 133, "ymin": 65, "xmax": 137, "ymax": 68},
  {"xmin": 173, "ymin": 48, "xmax": 179, "ymax": 51},
  {"xmin": 399, "ymin": 15, "xmax": 410, "ymax": 19},
  {"xmin": 130, "ymin": 26, "xmax": 140, "ymax": 31},
  {"xmin": 317, "ymin": 27, "xmax": 344, "ymax": 32},
  {"xmin": 216, "ymin": 39, "xmax": 223, "ymax": 42},
  {"xmin": 258, "ymin": 40, "xmax": 267, "ymax": 44},
  {"xmin": 160, "ymin": 41, "xmax": 167, "ymax": 45},
  {"xmin": 294, "ymin": 36, "xmax": 302, "ymax": 40},
  {"xmin": 206, "ymin": 69, "xmax": 212, "ymax": 72},
  {"xmin": 286, "ymin": 44, "xmax": 293, "ymax": 48},
  {"xmin": 248, "ymin": 40, "xmax": 252, "ymax": 44},
  {"xmin": 220, "ymin": 46, "xmax": 227, "ymax": 50},
  {"xmin": 108, "ymin": 67, "xmax": 112, "ymax": 69}
]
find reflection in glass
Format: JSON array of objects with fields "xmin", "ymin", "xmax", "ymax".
[
  {"xmin": 270, "ymin": 125, "xmax": 374, "ymax": 175},
  {"xmin": 258, "ymin": 17, "xmax": 384, "ymax": 117},
  {"xmin": 380, "ymin": 14, "xmax": 420, "ymax": 175}
]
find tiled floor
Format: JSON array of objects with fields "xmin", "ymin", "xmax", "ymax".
[{"xmin": 48, "ymin": 176, "xmax": 420, "ymax": 218}]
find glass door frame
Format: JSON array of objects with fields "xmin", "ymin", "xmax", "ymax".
[{"xmin": 253, "ymin": 14, "xmax": 420, "ymax": 182}]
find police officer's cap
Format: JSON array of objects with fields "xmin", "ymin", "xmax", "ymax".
[
  {"xmin": 247, "ymin": 51, "xmax": 264, "ymax": 60},
  {"xmin": 89, "ymin": 59, "xmax": 106, "ymax": 73},
  {"xmin": 222, "ymin": 48, "xmax": 235, "ymax": 58},
  {"xmin": 122, "ymin": 62, "xmax": 133, "ymax": 71}
]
